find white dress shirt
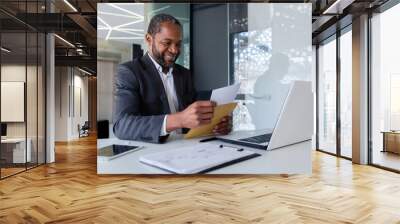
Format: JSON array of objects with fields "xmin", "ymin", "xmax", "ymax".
[{"xmin": 148, "ymin": 53, "xmax": 180, "ymax": 136}]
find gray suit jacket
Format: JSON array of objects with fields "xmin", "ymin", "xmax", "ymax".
[{"xmin": 113, "ymin": 54, "xmax": 196, "ymax": 143}]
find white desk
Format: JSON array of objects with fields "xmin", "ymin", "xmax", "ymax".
[
  {"xmin": 97, "ymin": 135, "xmax": 311, "ymax": 174},
  {"xmin": 1, "ymin": 138, "xmax": 31, "ymax": 163}
]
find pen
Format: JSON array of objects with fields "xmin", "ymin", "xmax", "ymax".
[
  {"xmin": 219, "ymin": 144, "xmax": 244, "ymax": 151},
  {"xmin": 199, "ymin": 137, "xmax": 218, "ymax": 143}
]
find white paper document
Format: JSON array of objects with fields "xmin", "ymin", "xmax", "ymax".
[
  {"xmin": 139, "ymin": 143, "xmax": 260, "ymax": 174},
  {"xmin": 210, "ymin": 83, "xmax": 240, "ymax": 105}
]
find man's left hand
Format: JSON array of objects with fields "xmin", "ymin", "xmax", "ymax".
[{"xmin": 212, "ymin": 115, "xmax": 232, "ymax": 135}]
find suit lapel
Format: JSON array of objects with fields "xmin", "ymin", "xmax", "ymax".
[
  {"xmin": 172, "ymin": 66, "xmax": 184, "ymax": 111},
  {"xmin": 141, "ymin": 54, "xmax": 170, "ymax": 114}
]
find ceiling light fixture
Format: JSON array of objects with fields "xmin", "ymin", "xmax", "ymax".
[
  {"xmin": 109, "ymin": 3, "xmax": 143, "ymax": 19},
  {"xmin": 78, "ymin": 67, "xmax": 92, "ymax": 76},
  {"xmin": 1, "ymin": 47, "xmax": 11, "ymax": 53},
  {"xmin": 54, "ymin": 34, "xmax": 75, "ymax": 48},
  {"xmin": 322, "ymin": 0, "xmax": 354, "ymax": 15},
  {"xmin": 63, "ymin": 0, "xmax": 78, "ymax": 12},
  {"xmin": 108, "ymin": 36, "xmax": 143, "ymax": 40}
]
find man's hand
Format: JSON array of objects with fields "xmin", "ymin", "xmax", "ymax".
[
  {"xmin": 166, "ymin": 101, "xmax": 215, "ymax": 131},
  {"xmin": 212, "ymin": 115, "xmax": 232, "ymax": 135}
]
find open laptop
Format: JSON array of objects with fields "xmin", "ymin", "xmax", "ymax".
[{"xmin": 217, "ymin": 80, "xmax": 313, "ymax": 150}]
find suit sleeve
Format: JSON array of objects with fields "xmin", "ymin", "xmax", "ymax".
[
  {"xmin": 181, "ymin": 69, "xmax": 197, "ymax": 134},
  {"xmin": 112, "ymin": 64, "xmax": 168, "ymax": 143}
]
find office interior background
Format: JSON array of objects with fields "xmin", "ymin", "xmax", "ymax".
[
  {"xmin": 0, "ymin": 0, "xmax": 97, "ymax": 179},
  {"xmin": 0, "ymin": 0, "xmax": 399, "ymax": 175},
  {"xmin": 0, "ymin": 0, "xmax": 400, "ymax": 222}
]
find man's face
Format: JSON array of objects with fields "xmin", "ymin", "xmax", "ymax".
[{"xmin": 146, "ymin": 22, "xmax": 182, "ymax": 69}]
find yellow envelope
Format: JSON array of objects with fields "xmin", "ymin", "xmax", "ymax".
[{"xmin": 184, "ymin": 102, "xmax": 237, "ymax": 139}]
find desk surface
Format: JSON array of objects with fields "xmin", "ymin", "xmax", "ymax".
[{"xmin": 97, "ymin": 135, "xmax": 312, "ymax": 174}]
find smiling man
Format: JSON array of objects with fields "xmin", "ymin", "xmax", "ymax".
[{"xmin": 113, "ymin": 14, "xmax": 231, "ymax": 143}]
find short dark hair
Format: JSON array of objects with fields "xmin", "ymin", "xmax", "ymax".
[{"xmin": 147, "ymin": 13, "xmax": 182, "ymax": 36}]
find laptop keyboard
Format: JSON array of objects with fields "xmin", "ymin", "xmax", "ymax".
[{"xmin": 239, "ymin": 133, "xmax": 272, "ymax": 144}]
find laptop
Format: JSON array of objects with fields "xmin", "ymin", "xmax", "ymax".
[{"xmin": 217, "ymin": 80, "xmax": 313, "ymax": 150}]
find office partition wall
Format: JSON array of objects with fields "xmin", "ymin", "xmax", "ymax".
[
  {"xmin": 0, "ymin": 0, "xmax": 47, "ymax": 179},
  {"xmin": 228, "ymin": 3, "xmax": 312, "ymax": 131}
]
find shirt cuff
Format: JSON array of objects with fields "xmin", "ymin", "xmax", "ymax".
[{"xmin": 160, "ymin": 115, "xmax": 169, "ymax": 136}]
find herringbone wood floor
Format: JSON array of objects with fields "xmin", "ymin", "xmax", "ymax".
[{"xmin": 1, "ymin": 135, "xmax": 400, "ymax": 224}]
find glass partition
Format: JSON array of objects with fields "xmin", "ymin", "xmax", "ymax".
[
  {"xmin": 27, "ymin": 31, "xmax": 38, "ymax": 169},
  {"xmin": 317, "ymin": 36, "xmax": 337, "ymax": 155},
  {"xmin": 1, "ymin": 30, "xmax": 28, "ymax": 177},
  {"xmin": 229, "ymin": 3, "xmax": 312, "ymax": 131},
  {"xmin": 0, "ymin": 0, "xmax": 46, "ymax": 179}
]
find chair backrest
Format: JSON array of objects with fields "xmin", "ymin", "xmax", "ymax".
[{"xmin": 82, "ymin": 121, "xmax": 90, "ymax": 129}]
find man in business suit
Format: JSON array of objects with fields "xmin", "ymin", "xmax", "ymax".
[{"xmin": 113, "ymin": 14, "xmax": 231, "ymax": 143}]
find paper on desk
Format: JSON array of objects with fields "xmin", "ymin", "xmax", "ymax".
[
  {"xmin": 139, "ymin": 143, "xmax": 258, "ymax": 174},
  {"xmin": 184, "ymin": 102, "xmax": 237, "ymax": 139},
  {"xmin": 210, "ymin": 83, "xmax": 240, "ymax": 105}
]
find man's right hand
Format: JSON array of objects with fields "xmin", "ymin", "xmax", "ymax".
[
  {"xmin": 179, "ymin": 101, "xmax": 215, "ymax": 128},
  {"xmin": 166, "ymin": 101, "xmax": 215, "ymax": 132}
]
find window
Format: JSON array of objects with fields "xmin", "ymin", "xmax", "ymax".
[
  {"xmin": 317, "ymin": 36, "xmax": 337, "ymax": 155},
  {"xmin": 229, "ymin": 3, "xmax": 312, "ymax": 131},
  {"xmin": 339, "ymin": 28, "xmax": 352, "ymax": 158},
  {"xmin": 371, "ymin": 3, "xmax": 400, "ymax": 171}
]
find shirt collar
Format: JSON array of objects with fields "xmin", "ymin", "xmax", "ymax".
[{"xmin": 147, "ymin": 52, "xmax": 173, "ymax": 76}]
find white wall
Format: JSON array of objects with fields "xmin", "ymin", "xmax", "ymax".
[
  {"xmin": 1, "ymin": 65, "xmax": 39, "ymax": 138},
  {"xmin": 54, "ymin": 67, "xmax": 89, "ymax": 141},
  {"xmin": 72, "ymin": 74, "xmax": 89, "ymax": 138},
  {"xmin": 55, "ymin": 66, "xmax": 69, "ymax": 141}
]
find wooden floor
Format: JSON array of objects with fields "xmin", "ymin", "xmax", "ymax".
[
  {"xmin": 373, "ymin": 150, "xmax": 400, "ymax": 171},
  {"xmin": 1, "ymin": 135, "xmax": 400, "ymax": 223},
  {"xmin": 1, "ymin": 167, "xmax": 26, "ymax": 178}
]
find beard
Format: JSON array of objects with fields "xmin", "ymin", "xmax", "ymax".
[{"xmin": 151, "ymin": 42, "xmax": 179, "ymax": 69}]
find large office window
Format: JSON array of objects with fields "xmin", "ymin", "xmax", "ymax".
[
  {"xmin": 316, "ymin": 27, "xmax": 352, "ymax": 159},
  {"xmin": 339, "ymin": 28, "xmax": 352, "ymax": 158},
  {"xmin": 317, "ymin": 36, "xmax": 337, "ymax": 155},
  {"xmin": 371, "ymin": 3, "xmax": 400, "ymax": 171}
]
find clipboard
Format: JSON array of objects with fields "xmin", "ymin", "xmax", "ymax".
[
  {"xmin": 184, "ymin": 102, "xmax": 237, "ymax": 139},
  {"xmin": 139, "ymin": 143, "xmax": 261, "ymax": 174}
]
